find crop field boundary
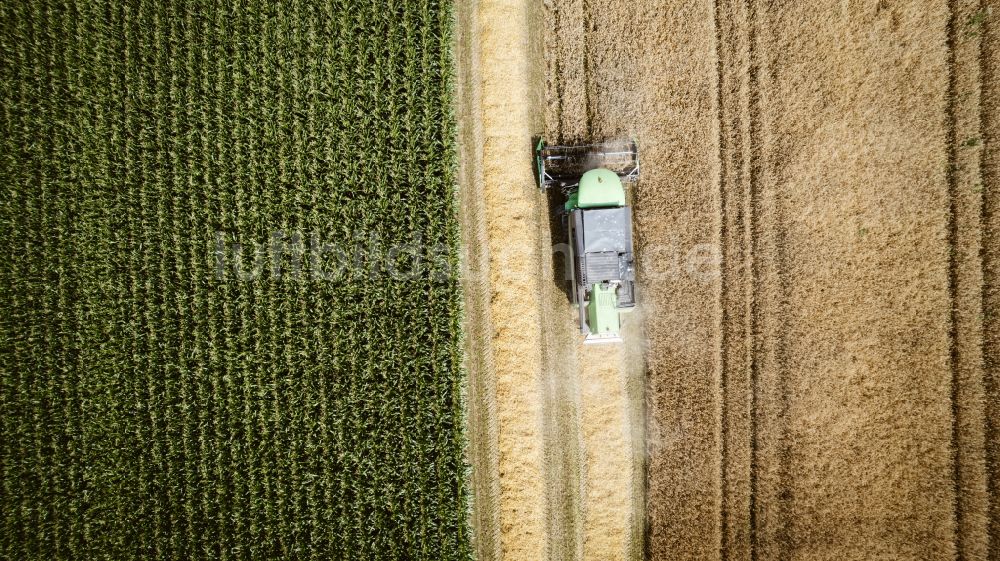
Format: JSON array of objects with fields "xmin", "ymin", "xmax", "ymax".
[{"xmin": 455, "ymin": 0, "xmax": 502, "ymax": 559}]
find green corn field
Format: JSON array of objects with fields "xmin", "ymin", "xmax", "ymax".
[{"xmin": 0, "ymin": 0, "xmax": 469, "ymax": 559}]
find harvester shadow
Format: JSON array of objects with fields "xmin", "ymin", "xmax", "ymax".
[
  {"xmin": 532, "ymin": 134, "xmax": 577, "ymax": 305},
  {"xmin": 545, "ymin": 186, "xmax": 576, "ymax": 305}
]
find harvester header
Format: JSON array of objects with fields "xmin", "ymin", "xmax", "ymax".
[{"xmin": 536, "ymin": 138, "xmax": 639, "ymax": 192}]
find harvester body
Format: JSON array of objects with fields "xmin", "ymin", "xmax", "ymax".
[{"xmin": 536, "ymin": 140, "xmax": 639, "ymax": 344}]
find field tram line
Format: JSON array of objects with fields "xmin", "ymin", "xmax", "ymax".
[
  {"xmin": 745, "ymin": 0, "xmax": 795, "ymax": 559},
  {"xmin": 945, "ymin": 0, "xmax": 996, "ymax": 558},
  {"xmin": 713, "ymin": 0, "xmax": 766, "ymax": 557},
  {"xmin": 982, "ymin": 3, "xmax": 1000, "ymax": 552}
]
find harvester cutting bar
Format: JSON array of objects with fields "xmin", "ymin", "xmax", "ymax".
[{"xmin": 536, "ymin": 139, "xmax": 639, "ymax": 191}]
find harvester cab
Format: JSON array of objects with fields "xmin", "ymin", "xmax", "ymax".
[{"xmin": 536, "ymin": 139, "xmax": 639, "ymax": 345}]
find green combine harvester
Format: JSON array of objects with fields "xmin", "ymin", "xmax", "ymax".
[{"xmin": 536, "ymin": 139, "xmax": 639, "ymax": 344}]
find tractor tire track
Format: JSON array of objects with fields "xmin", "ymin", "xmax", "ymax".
[
  {"xmin": 980, "ymin": 4, "xmax": 1000, "ymax": 558},
  {"xmin": 946, "ymin": 0, "xmax": 991, "ymax": 558},
  {"xmin": 714, "ymin": 0, "xmax": 759, "ymax": 557},
  {"xmin": 745, "ymin": 2, "xmax": 792, "ymax": 560}
]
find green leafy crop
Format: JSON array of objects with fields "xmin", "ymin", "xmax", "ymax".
[{"xmin": 0, "ymin": 0, "xmax": 469, "ymax": 559}]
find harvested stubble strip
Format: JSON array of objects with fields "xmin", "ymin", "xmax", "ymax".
[
  {"xmin": 455, "ymin": 0, "xmax": 550, "ymax": 560},
  {"xmin": 574, "ymin": 343, "xmax": 640, "ymax": 561},
  {"xmin": 947, "ymin": 0, "xmax": 995, "ymax": 558}
]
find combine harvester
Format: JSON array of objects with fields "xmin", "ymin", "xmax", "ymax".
[{"xmin": 536, "ymin": 139, "xmax": 640, "ymax": 344}]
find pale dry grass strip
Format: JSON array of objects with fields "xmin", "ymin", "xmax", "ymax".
[
  {"xmin": 455, "ymin": 1, "xmax": 549, "ymax": 560},
  {"xmin": 747, "ymin": 1, "xmax": 793, "ymax": 559},
  {"xmin": 575, "ymin": 343, "xmax": 638, "ymax": 561}
]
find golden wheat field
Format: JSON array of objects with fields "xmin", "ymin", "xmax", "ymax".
[{"xmin": 458, "ymin": 1, "xmax": 999, "ymax": 560}]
